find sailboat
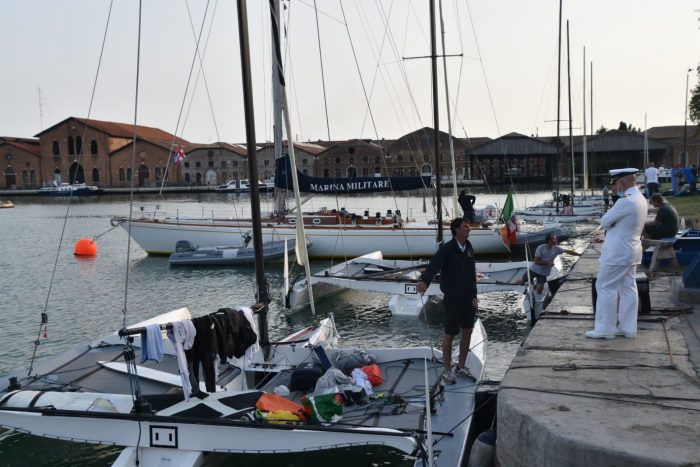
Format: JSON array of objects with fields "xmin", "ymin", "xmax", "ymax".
[
  {"xmin": 111, "ymin": 4, "xmax": 509, "ymax": 261},
  {"xmin": 286, "ymin": 250, "xmax": 560, "ymax": 316},
  {"xmin": 0, "ymin": 2, "xmax": 487, "ymax": 465}
]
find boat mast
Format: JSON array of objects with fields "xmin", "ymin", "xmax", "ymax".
[
  {"xmin": 236, "ymin": 0, "xmax": 270, "ymax": 352},
  {"xmin": 582, "ymin": 46, "xmax": 588, "ymax": 192},
  {"xmin": 555, "ymin": 0, "xmax": 562, "ymax": 212},
  {"xmin": 566, "ymin": 20, "xmax": 574, "ymax": 197},
  {"xmin": 271, "ymin": 0, "xmax": 286, "ymax": 215},
  {"xmin": 430, "ymin": 0, "xmax": 443, "ymax": 243},
  {"xmin": 438, "ymin": 0, "xmax": 459, "ymax": 217}
]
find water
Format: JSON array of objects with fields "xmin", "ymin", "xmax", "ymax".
[{"xmin": 0, "ymin": 191, "xmax": 593, "ymax": 465}]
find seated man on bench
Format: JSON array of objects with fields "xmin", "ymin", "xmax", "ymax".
[{"xmin": 642, "ymin": 194, "xmax": 679, "ymax": 239}]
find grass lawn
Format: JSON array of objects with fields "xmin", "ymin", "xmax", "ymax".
[
  {"xmin": 666, "ymin": 195, "xmax": 700, "ymax": 226},
  {"xmin": 659, "ymin": 183, "xmax": 700, "ymax": 226}
]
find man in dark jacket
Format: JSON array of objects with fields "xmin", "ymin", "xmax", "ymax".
[
  {"xmin": 458, "ymin": 191, "xmax": 476, "ymax": 222},
  {"xmin": 417, "ymin": 218, "xmax": 478, "ymax": 383}
]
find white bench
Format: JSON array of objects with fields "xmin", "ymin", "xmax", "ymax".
[{"xmin": 642, "ymin": 237, "xmax": 679, "ymax": 272}]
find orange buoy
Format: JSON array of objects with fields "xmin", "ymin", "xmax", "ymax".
[{"xmin": 74, "ymin": 237, "xmax": 98, "ymax": 256}]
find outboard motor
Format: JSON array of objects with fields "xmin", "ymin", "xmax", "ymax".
[
  {"xmin": 375, "ymin": 212, "xmax": 382, "ymax": 225},
  {"xmin": 175, "ymin": 240, "xmax": 195, "ymax": 253}
]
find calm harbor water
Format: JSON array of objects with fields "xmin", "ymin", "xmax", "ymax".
[{"xmin": 0, "ymin": 191, "xmax": 593, "ymax": 465}]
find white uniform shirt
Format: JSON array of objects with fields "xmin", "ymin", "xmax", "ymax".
[
  {"xmin": 644, "ymin": 167, "xmax": 659, "ymax": 184},
  {"xmin": 599, "ymin": 186, "xmax": 648, "ymax": 265}
]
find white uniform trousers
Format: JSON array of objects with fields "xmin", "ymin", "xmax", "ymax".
[{"xmin": 594, "ymin": 264, "xmax": 638, "ymax": 334}]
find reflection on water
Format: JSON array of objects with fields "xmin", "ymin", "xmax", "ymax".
[{"xmin": 0, "ymin": 194, "xmax": 595, "ymax": 465}]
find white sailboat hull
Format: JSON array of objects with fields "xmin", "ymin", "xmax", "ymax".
[
  {"xmin": 287, "ymin": 251, "xmax": 531, "ymax": 315},
  {"xmin": 118, "ymin": 218, "xmax": 510, "ymax": 258}
]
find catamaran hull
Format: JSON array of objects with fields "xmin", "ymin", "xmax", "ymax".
[
  {"xmin": 0, "ymin": 409, "xmax": 419, "ymax": 457},
  {"xmin": 117, "ymin": 219, "xmax": 510, "ymax": 258}
]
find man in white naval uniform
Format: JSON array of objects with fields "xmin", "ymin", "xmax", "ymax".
[{"xmin": 586, "ymin": 168, "xmax": 648, "ymax": 339}]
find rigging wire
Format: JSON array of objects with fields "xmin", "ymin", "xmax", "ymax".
[
  {"xmin": 28, "ymin": 0, "xmax": 115, "ymax": 377},
  {"xmin": 157, "ymin": 0, "xmax": 212, "ymax": 196},
  {"xmin": 313, "ymin": 0, "xmax": 332, "ymax": 141}
]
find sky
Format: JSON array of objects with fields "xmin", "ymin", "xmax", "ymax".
[{"xmin": 1, "ymin": 0, "xmax": 698, "ymax": 145}]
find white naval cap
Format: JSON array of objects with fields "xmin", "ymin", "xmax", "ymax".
[{"xmin": 609, "ymin": 168, "xmax": 638, "ymax": 182}]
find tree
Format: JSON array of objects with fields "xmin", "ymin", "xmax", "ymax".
[
  {"xmin": 596, "ymin": 125, "xmax": 608, "ymax": 135},
  {"xmin": 690, "ymin": 64, "xmax": 700, "ymax": 124}
]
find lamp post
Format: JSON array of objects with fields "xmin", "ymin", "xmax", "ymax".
[{"xmin": 683, "ymin": 68, "xmax": 692, "ymax": 167}]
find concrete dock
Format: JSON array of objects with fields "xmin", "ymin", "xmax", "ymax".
[{"xmin": 497, "ymin": 234, "xmax": 700, "ymax": 466}]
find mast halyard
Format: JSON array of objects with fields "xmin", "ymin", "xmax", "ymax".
[
  {"xmin": 236, "ymin": 0, "xmax": 270, "ymax": 354},
  {"xmin": 430, "ymin": 0, "xmax": 443, "ymax": 244},
  {"xmin": 438, "ymin": 0, "xmax": 459, "ymax": 217},
  {"xmin": 271, "ymin": 0, "xmax": 286, "ymax": 215}
]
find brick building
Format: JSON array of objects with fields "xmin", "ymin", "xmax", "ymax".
[
  {"xmin": 34, "ymin": 117, "xmax": 187, "ymax": 187},
  {"xmin": 0, "ymin": 137, "xmax": 41, "ymax": 189},
  {"xmin": 180, "ymin": 142, "xmax": 248, "ymax": 186}
]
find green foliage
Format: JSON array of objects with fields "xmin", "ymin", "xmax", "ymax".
[{"xmin": 690, "ymin": 64, "xmax": 700, "ymax": 123}]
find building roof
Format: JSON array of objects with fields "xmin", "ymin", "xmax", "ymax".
[
  {"xmin": 471, "ymin": 132, "xmax": 558, "ymax": 155},
  {"xmin": 35, "ymin": 117, "xmax": 188, "ymax": 145},
  {"xmin": 388, "ymin": 127, "xmax": 468, "ymax": 153},
  {"xmin": 186, "ymin": 142, "xmax": 248, "ymax": 156},
  {"xmin": 646, "ymin": 125, "xmax": 700, "ymax": 140},
  {"xmin": 0, "ymin": 137, "xmax": 41, "ymax": 156}
]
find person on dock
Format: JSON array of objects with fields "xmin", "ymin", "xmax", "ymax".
[
  {"xmin": 644, "ymin": 162, "xmax": 660, "ymax": 198},
  {"xmin": 642, "ymin": 194, "xmax": 679, "ymax": 239},
  {"xmin": 586, "ymin": 168, "xmax": 648, "ymax": 339},
  {"xmin": 521, "ymin": 233, "xmax": 581, "ymax": 292},
  {"xmin": 417, "ymin": 217, "xmax": 478, "ymax": 384},
  {"xmin": 458, "ymin": 191, "xmax": 476, "ymax": 222},
  {"xmin": 602, "ymin": 184, "xmax": 610, "ymax": 211}
]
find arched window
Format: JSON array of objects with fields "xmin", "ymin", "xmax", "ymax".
[
  {"xmin": 362, "ymin": 167, "xmax": 369, "ymax": 176},
  {"xmin": 68, "ymin": 136, "xmax": 75, "ymax": 155},
  {"xmin": 90, "ymin": 140, "xmax": 98, "ymax": 155},
  {"xmin": 185, "ymin": 173, "xmax": 191, "ymax": 183},
  {"xmin": 76, "ymin": 136, "xmax": 83, "ymax": 155},
  {"xmin": 138, "ymin": 164, "xmax": 149, "ymax": 187},
  {"xmin": 347, "ymin": 166, "xmax": 357, "ymax": 178},
  {"xmin": 119, "ymin": 168, "xmax": 125, "ymax": 182},
  {"xmin": 52, "ymin": 141, "xmax": 60, "ymax": 155},
  {"xmin": 421, "ymin": 164, "xmax": 432, "ymax": 175},
  {"xmin": 155, "ymin": 167, "xmax": 161, "ymax": 181},
  {"xmin": 4, "ymin": 166, "xmax": 16, "ymax": 188},
  {"xmin": 22, "ymin": 170, "xmax": 28, "ymax": 185},
  {"xmin": 323, "ymin": 169, "xmax": 330, "ymax": 177},
  {"xmin": 30, "ymin": 170, "xmax": 36, "ymax": 186},
  {"xmin": 92, "ymin": 168, "xmax": 100, "ymax": 183},
  {"xmin": 68, "ymin": 161, "xmax": 85, "ymax": 184},
  {"xmin": 126, "ymin": 167, "xmax": 132, "ymax": 181}
]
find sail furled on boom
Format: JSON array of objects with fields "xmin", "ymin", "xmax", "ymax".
[{"xmin": 274, "ymin": 155, "xmax": 430, "ymax": 195}]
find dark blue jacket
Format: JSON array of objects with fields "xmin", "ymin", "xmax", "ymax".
[{"xmin": 420, "ymin": 238, "xmax": 477, "ymax": 300}]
